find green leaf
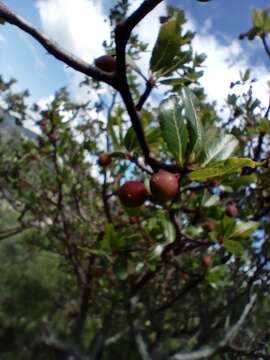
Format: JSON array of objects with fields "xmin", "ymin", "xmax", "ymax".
[
  {"xmin": 207, "ymin": 265, "xmax": 229, "ymax": 289},
  {"xmin": 124, "ymin": 126, "xmax": 161, "ymax": 152},
  {"xmin": 223, "ymin": 239, "xmax": 244, "ymax": 257},
  {"xmin": 160, "ymin": 217, "xmax": 176, "ymax": 243},
  {"xmin": 224, "ymin": 174, "xmax": 257, "ymax": 187},
  {"xmin": 188, "ymin": 157, "xmax": 259, "ymax": 182},
  {"xmin": 158, "ymin": 96, "xmax": 189, "ymax": 165},
  {"xmin": 160, "ymin": 77, "xmax": 192, "ymax": 87},
  {"xmin": 124, "ymin": 126, "xmax": 139, "ymax": 151},
  {"xmin": 150, "ymin": 12, "xmax": 185, "ymax": 76},
  {"xmin": 181, "ymin": 87, "xmax": 203, "ymax": 160},
  {"xmin": 231, "ymin": 221, "xmax": 258, "ymax": 238},
  {"xmin": 199, "ymin": 129, "xmax": 239, "ymax": 166},
  {"xmin": 108, "ymin": 115, "xmax": 121, "ymax": 150},
  {"xmin": 219, "ymin": 216, "xmax": 236, "ymax": 239},
  {"xmin": 113, "ymin": 257, "xmax": 128, "ymax": 281},
  {"xmin": 252, "ymin": 10, "xmax": 264, "ymax": 28},
  {"xmin": 202, "ymin": 194, "xmax": 220, "ymax": 207}
]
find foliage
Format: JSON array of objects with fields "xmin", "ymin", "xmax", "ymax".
[{"xmin": 0, "ymin": 1, "xmax": 270, "ymax": 360}]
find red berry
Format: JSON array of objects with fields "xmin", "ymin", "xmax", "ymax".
[
  {"xmin": 40, "ymin": 119, "xmax": 49, "ymax": 132},
  {"xmin": 203, "ymin": 219, "xmax": 216, "ymax": 232},
  {"xmin": 202, "ymin": 255, "xmax": 212, "ymax": 267},
  {"xmin": 150, "ymin": 170, "xmax": 179, "ymax": 201},
  {"xmin": 226, "ymin": 203, "xmax": 238, "ymax": 217},
  {"xmin": 95, "ymin": 55, "xmax": 116, "ymax": 73},
  {"xmin": 118, "ymin": 181, "xmax": 148, "ymax": 208},
  {"xmin": 98, "ymin": 152, "xmax": 111, "ymax": 167}
]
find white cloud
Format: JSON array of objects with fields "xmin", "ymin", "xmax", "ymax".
[
  {"xmin": 186, "ymin": 16, "xmax": 270, "ymax": 109},
  {"xmin": 36, "ymin": 0, "xmax": 111, "ymax": 102},
  {"xmin": 128, "ymin": 0, "xmax": 167, "ymax": 76},
  {"xmin": 193, "ymin": 33, "xmax": 270, "ymax": 108},
  {"xmin": 0, "ymin": 33, "xmax": 6, "ymax": 44},
  {"xmin": 36, "ymin": 0, "xmax": 110, "ymax": 63},
  {"xmin": 18, "ymin": 31, "xmax": 46, "ymax": 69},
  {"xmin": 35, "ymin": 0, "xmax": 270, "ymax": 110}
]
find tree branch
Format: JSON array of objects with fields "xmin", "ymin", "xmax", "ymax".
[
  {"xmin": 0, "ymin": 1, "xmax": 114, "ymax": 85},
  {"xmin": 136, "ymin": 79, "xmax": 155, "ymax": 111},
  {"xmin": 114, "ymin": 0, "xmax": 164, "ymax": 170},
  {"xmin": 168, "ymin": 294, "xmax": 257, "ymax": 360},
  {"xmin": 261, "ymin": 32, "xmax": 270, "ymax": 60}
]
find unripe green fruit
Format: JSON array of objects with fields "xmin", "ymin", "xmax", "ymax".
[
  {"xmin": 226, "ymin": 203, "xmax": 238, "ymax": 217},
  {"xmin": 98, "ymin": 152, "xmax": 111, "ymax": 167},
  {"xmin": 118, "ymin": 181, "xmax": 148, "ymax": 208},
  {"xmin": 95, "ymin": 55, "xmax": 116, "ymax": 73},
  {"xmin": 150, "ymin": 170, "xmax": 179, "ymax": 201}
]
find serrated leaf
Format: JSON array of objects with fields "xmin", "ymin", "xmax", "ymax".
[
  {"xmin": 158, "ymin": 96, "xmax": 189, "ymax": 165},
  {"xmin": 188, "ymin": 157, "xmax": 259, "ymax": 182},
  {"xmin": 200, "ymin": 130, "xmax": 239, "ymax": 167},
  {"xmin": 231, "ymin": 221, "xmax": 258, "ymax": 238},
  {"xmin": 181, "ymin": 87, "xmax": 203, "ymax": 160}
]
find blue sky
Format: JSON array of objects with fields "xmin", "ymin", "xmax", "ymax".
[{"xmin": 0, "ymin": 0, "xmax": 269, "ymax": 105}]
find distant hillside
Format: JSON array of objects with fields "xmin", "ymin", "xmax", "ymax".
[{"xmin": 0, "ymin": 111, "xmax": 38, "ymax": 140}]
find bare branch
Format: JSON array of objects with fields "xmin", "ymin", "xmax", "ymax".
[
  {"xmin": 168, "ymin": 294, "xmax": 257, "ymax": 360},
  {"xmin": 261, "ymin": 32, "xmax": 270, "ymax": 60},
  {"xmin": 135, "ymin": 333, "xmax": 152, "ymax": 360},
  {"xmin": 136, "ymin": 79, "xmax": 155, "ymax": 111},
  {"xmin": 0, "ymin": 1, "xmax": 114, "ymax": 85},
  {"xmin": 114, "ymin": 0, "xmax": 164, "ymax": 170},
  {"xmin": 0, "ymin": 225, "xmax": 30, "ymax": 241}
]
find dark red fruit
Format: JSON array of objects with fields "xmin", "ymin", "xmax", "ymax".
[
  {"xmin": 150, "ymin": 170, "xmax": 179, "ymax": 201},
  {"xmin": 40, "ymin": 119, "xmax": 49, "ymax": 132},
  {"xmin": 98, "ymin": 152, "xmax": 111, "ymax": 167},
  {"xmin": 95, "ymin": 55, "xmax": 116, "ymax": 73},
  {"xmin": 226, "ymin": 202, "xmax": 238, "ymax": 217},
  {"xmin": 180, "ymin": 272, "xmax": 189, "ymax": 281},
  {"xmin": 202, "ymin": 255, "xmax": 212, "ymax": 267},
  {"xmin": 203, "ymin": 219, "xmax": 216, "ymax": 232},
  {"xmin": 118, "ymin": 181, "xmax": 148, "ymax": 208}
]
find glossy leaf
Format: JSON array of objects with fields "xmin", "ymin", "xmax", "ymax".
[
  {"xmin": 199, "ymin": 129, "xmax": 239, "ymax": 166},
  {"xmin": 158, "ymin": 96, "xmax": 189, "ymax": 165},
  {"xmin": 150, "ymin": 12, "xmax": 184, "ymax": 76},
  {"xmin": 181, "ymin": 87, "xmax": 203, "ymax": 160},
  {"xmin": 188, "ymin": 157, "xmax": 259, "ymax": 182},
  {"xmin": 223, "ymin": 239, "xmax": 244, "ymax": 257},
  {"xmin": 231, "ymin": 221, "xmax": 259, "ymax": 238}
]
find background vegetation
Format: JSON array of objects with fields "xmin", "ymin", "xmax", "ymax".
[{"xmin": 0, "ymin": 1, "xmax": 270, "ymax": 359}]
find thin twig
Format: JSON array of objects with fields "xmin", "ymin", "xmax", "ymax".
[{"xmin": 168, "ymin": 294, "xmax": 257, "ymax": 360}]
